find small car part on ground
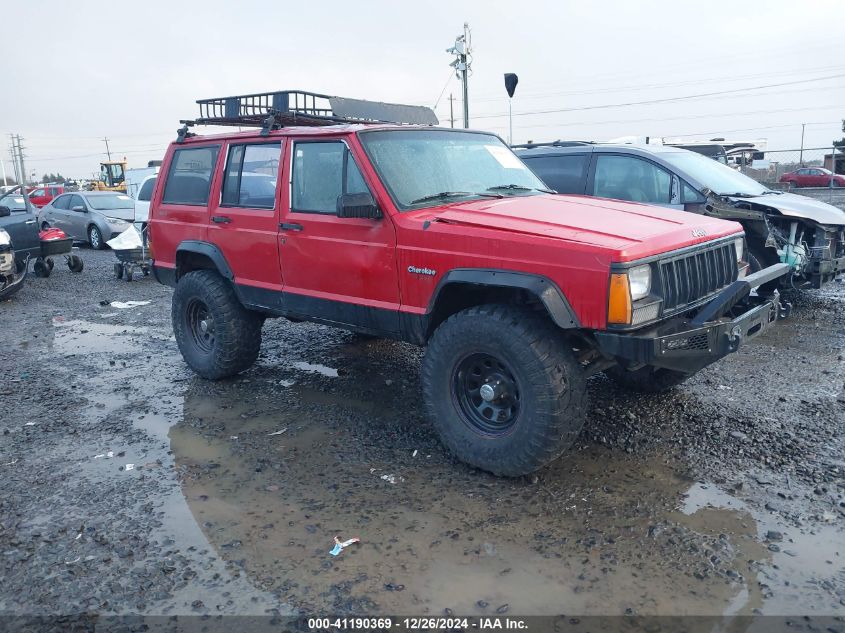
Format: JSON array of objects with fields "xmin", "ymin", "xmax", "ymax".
[
  {"xmin": 149, "ymin": 90, "xmax": 790, "ymax": 477},
  {"xmin": 515, "ymin": 142, "xmax": 845, "ymax": 289}
]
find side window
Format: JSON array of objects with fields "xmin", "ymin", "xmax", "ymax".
[
  {"xmin": 291, "ymin": 142, "xmax": 369, "ymax": 214},
  {"xmin": 137, "ymin": 177, "xmax": 157, "ymax": 202},
  {"xmin": 69, "ymin": 195, "xmax": 85, "ymax": 210},
  {"xmin": 594, "ymin": 155, "xmax": 671, "ymax": 204},
  {"xmin": 681, "ymin": 181, "xmax": 706, "ymax": 204},
  {"xmin": 53, "ymin": 195, "xmax": 71, "ymax": 210},
  {"xmin": 221, "ymin": 143, "xmax": 281, "ymax": 209},
  {"xmin": 162, "ymin": 146, "xmax": 220, "ymax": 205},
  {"xmin": 522, "ymin": 154, "xmax": 588, "ymax": 193},
  {"xmin": 31, "ymin": 189, "xmax": 45, "ymax": 197}
]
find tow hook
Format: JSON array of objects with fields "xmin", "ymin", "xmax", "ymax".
[
  {"xmin": 778, "ymin": 302, "xmax": 792, "ymax": 320},
  {"xmin": 725, "ymin": 325, "xmax": 743, "ymax": 352}
]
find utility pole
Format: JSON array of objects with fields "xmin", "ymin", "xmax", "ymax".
[
  {"xmin": 446, "ymin": 23, "xmax": 471, "ymax": 128},
  {"xmin": 799, "ymin": 123, "xmax": 806, "ymax": 166},
  {"xmin": 12, "ymin": 135, "xmax": 35, "ymax": 213},
  {"xmin": 448, "ymin": 94, "xmax": 455, "ymax": 128},
  {"xmin": 103, "ymin": 137, "xmax": 112, "ymax": 161},
  {"xmin": 8, "ymin": 135, "xmax": 20, "ymax": 184}
]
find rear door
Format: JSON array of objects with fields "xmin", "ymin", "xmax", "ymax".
[
  {"xmin": 521, "ymin": 153, "xmax": 590, "ymax": 194},
  {"xmin": 276, "ymin": 138, "xmax": 399, "ymax": 332},
  {"xmin": 209, "ymin": 140, "xmax": 284, "ymax": 298}
]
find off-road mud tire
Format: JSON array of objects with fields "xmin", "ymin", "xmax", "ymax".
[
  {"xmin": 421, "ymin": 304, "xmax": 588, "ymax": 477},
  {"xmin": 172, "ymin": 270, "xmax": 262, "ymax": 380}
]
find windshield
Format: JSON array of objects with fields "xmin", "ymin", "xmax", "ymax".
[
  {"xmin": 661, "ymin": 150, "xmax": 769, "ymax": 197},
  {"xmin": 0, "ymin": 195, "xmax": 26, "ymax": 210},
  {"xmin": 86, "ymin": 194, "xmax": 135, "ymax": 211},
  {"xmin": 359, "ymin": 129, "xmax": 547, "ymax": 209}
]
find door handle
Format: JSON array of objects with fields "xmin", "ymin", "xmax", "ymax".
[
  {"xmin": 24, "ymin": 220, "xmax": 35, "ymax": 225},
  {"xmin": 279, "ymin": 222, "xmax": 303, "ymax": 232},
  {"xmin": 211, "ymin": 215, "xmax": 232, "ymax": 224}
]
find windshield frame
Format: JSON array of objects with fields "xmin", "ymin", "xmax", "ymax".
[{"xmin": 356, "ymin": 127, "xmax": 546, "ymax": 211}]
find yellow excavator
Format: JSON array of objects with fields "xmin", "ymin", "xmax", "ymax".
[{"xmin": 89, "ymin": 159, "xmax": 127, "ymax": 192}]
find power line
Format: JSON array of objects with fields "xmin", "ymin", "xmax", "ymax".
[
  {"xmin": 471, "ymin": 73, "xmax": 845, "ymax": 120},
  {"xmin": 471, "ymin": 64, "xmax": 845, "ymax": 103}
]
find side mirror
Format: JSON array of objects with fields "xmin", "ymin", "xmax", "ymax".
[
  {"xmin": 0, "ymin": 206, "xmax": 10, "ymax": 218},
  {"xmin": 72, "ymin": 205, "xmax": 86, "ymax": 213},
  {"xmin": 336, "ymin": 192, "xmax": 381, "ymax": 219}
]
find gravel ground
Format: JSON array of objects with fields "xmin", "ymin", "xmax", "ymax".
[{"xmin": 0, "ymin": 249, "xmax": 843, "ymax": 624}]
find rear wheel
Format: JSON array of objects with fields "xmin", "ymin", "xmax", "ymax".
[
  {"xmin": 605, "ymin": 365, "xmax": 691, "ymax": 393},
  {"xmin": 67, "ymin": 255, "xmax": 83, "ymax": 273},
  {"xmin": 88, "ymin": 225, "xmax": 104, "ymax": 250},
  {"xmin": 421, "ymin": 304, "xmax": 587, "ymax": 477},
  {"xmin": 33, "ymin": 259, "xmax": 50, "ymax": 278},
  {"xmin": 172, "ymin": 270, "xmax": 263, "ymax": 380}
]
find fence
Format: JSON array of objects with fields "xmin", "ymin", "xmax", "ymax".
[{"xmin": 737, "ymin": 147, "xmax": 841, "ymax": 183}]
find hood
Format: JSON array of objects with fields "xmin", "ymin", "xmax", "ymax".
[
  {"xmin": 734, "ymin": 192, "xmax": 845, "ymax": 226},
  {"xmin": 99, "ymin": 208, "xmax": 135, "ymax": 222},
  {"xmin": 427, "ymin": 194, "xmax": 742, "ymax": 261}
]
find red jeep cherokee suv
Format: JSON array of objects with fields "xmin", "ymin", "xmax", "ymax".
[{"xmin": 149, "ymin": 91, "xmax": 789, "ymax": 476}]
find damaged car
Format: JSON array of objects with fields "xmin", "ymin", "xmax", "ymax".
[
  {"xmin": 0, "ymin": 225, "xmax": 27, "ymax": 300},
  {"xmin": 516, "ymin": 142, "xmax": 845, "ymax": 289}
]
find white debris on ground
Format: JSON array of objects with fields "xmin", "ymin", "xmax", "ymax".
[
  {"xmin": 110, "ymin": 301, "xmax": 151, "ymax": 309},
  {"xmin": 292, "ymin": 361, "xmax": 338, "ymax": 378}
]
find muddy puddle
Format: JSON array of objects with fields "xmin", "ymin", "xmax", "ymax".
[
  {"xmin": 42, "ymin": 315, "xmax": 844, "ymax": 617},
  {"xmin": 168, "ymin": 374, "xmax": 842, "ymax": 617}
]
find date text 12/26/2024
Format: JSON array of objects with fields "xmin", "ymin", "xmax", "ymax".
[{"xmin": 307, "ymin": 617, "xmax": 528, "ymax": 630}]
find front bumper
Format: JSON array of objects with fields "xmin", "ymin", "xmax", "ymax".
[
  {"xmin": 595, "ymin": 263, "xmax": 791, "ymax": 373},
  {"xmin": 807, "ymin": 254, "xmax": 845, "ymax": 288}
]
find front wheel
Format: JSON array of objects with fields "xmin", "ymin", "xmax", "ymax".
[
  {"xmin": 604, "ymin": 365, "xmax": 691, "ymax": 393},
  {"xmin": 172, "ymin": 270, "xmax": 263, "ymax": 380},
  {"xmin": 88, "ymin": 225, "xmax": 104, "ymax": 250},
  {"xmin": 421, "ymin": 304, "xmax": 587, "ymax": 477}
]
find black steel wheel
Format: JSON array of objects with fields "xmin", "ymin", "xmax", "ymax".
[
  {"xmin": 453, "ymin": 352, "xmax": 521, "ymax": 436},
  {"xmin": 186, "ymin": 298, "xmax": 215, "ymax": 354}
]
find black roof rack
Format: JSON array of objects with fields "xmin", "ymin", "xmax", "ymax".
[
  {"xmin": 511, "ymin": 140, "xmax": 595, "ymax": 150},
  {"xmin": 177, "ymin": 90, "xmax": 439, "ymax": 142}
]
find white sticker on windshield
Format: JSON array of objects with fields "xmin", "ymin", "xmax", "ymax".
[{"xmin": 484, "ymin": 145, "xmax": 524, "ymax": 169}]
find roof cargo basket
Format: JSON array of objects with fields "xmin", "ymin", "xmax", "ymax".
[{"xmin": 177, "ymin": 90, "xmax": 438, "ymax": 141}]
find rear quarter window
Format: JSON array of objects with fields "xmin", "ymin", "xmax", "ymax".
[
  {"xmin": 522, "ymin": 154, "xmax": 589, "ymax": 193},
  {"xmin": 162, "ymin": 146, "xmax": 220, "ymax": 205}
]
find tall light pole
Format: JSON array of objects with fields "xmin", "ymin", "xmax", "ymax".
[
  {"xmin": 799, "ymin": 123, "xmax": 806, "ymax": 166},
  {"xmin": 504, "ymin": 73, "xmax": 518, "ymax": 145},
  {"xmin": 446, "ymin": 23, "xmax": 471, "ymax": 128}
]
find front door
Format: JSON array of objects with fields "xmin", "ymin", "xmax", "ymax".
[
  {"xmin": 208, "ymin": 140, "xmax": 285, "ymax": 304},
  {"xmin": 277, "ymin": 138, "xmax": 399, "ymax": 333},
  {"xmin": 0, "ymin": 203, "xmax": 39, "ymax": 260}
]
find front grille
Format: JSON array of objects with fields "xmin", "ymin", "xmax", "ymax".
[{"xmin": 659, "ymin": 242, "xmax": 736, "ymax": 313}]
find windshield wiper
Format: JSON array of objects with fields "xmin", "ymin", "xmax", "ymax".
[
  {"xmin": 487, "ymin": 184, "xmax": 555, "ymax": 194},
  {"xmin": 718, "ymin": 192, "xmax": 756, "ymax": 198},
  {"xmin": 410, "ymin": 191, "xmax": 501, "ymax": 205}
]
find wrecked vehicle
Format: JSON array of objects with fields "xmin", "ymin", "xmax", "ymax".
[
  {"xmin": 516, "ymin": 142, "xmax": 845, "ymax": 288},
  {"xmin": 149, "ymin": 90, "xmax": 790, "ymax": 477},
  {"xmin": 0, "ymin": 226, "xmax": 26, "ymax": 300}
]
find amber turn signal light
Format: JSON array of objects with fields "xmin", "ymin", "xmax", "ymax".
[{"xmin": 607, "ymin": 273, "xmax": 632, "ymax": 325}]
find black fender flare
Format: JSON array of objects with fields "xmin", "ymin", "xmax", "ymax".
[
  {"xmin": 175, "ymin": 241, "xmax": 234, "ymax": 281},
  {"xmin": 429, "ymin": 268, "xmax": 580, "ymax": 329}
]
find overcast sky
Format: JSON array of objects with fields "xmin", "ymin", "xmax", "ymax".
[{"xmin": 1, "ymin": 0, "xmax": 843, "ymax": 180}]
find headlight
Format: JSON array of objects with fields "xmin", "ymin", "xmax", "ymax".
[
  {"xmin": 106, "ymin": 217, "xmax": 128, "ymax": 228},
  {"xmin": 734, "ymin": 237, "xmax": 745, "ymax": 262},
  {"xmin": 628, "ymin": 264, "xmax": 651, "ymax": 301}
]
